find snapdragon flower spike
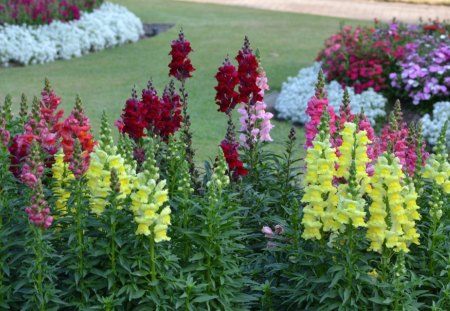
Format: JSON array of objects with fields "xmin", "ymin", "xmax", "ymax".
[
  {"xmin": 116, "ymin": 86, "xmax": 147, "ymax": 140},
  {"xmin": 207, "ymin": 148, "xmax": 230, "ymax": 203},
  {"xmin": 0, "ymin": 115, "xmax": 10, "ymax": 147},
  {"xmin": 52, "ymin": 150, "xmax": 74, "ymax": 214},
  {"xmin": 130, "ymin": 136, "xmax": 171, "ymax": 242},
  {"xmin": 40, "ymin": 78, "xmax": 64, "ymax": 132},
  {"xmin": 157, "ymin": 81, "xmax": 183, "ymax": 140},
  {"xmin": 237, "ymin": 65, "xmax": 274, "ymax": 146},
  {"xmin": 20, "ymin": 142, "xmax": 45, "ymax": 188},
  {"xmin": 215, "ymin": 57, "xmax": 240, "ymax": 113},
  {"xmin": 301, "ymin": 110, "xmax": 339, "ymax": 239},
  {"xmin": 366, "ymin": 152, "xmax": 420, "ymax": 253},
  {"xmin": 219, "ymin": 116, "xmax": 248, "ymax": 178},
  {"xmin": 376, "ymin": 101, "xmax": 428, "ymax": 176},
  {"xmin": 235, "ymin": 38, "xmax": 274, "ymax": 147},
  {"xmin": 236, "ymin": 36, "xmax": 261, "ymax": 104},
  {"xmin": 9, "ymin": 80, "xmax": 63, "ymax": 177},
  {"xmin": 335, "ymin": 122, "xmax": 371, "ymax": 229},
  {"xmin": 168, "ymin": 30, "xmax": 195, "ymax": 82},
  {"xmin": 68, "ymin": 138, "xmax": 89, "ymax": 178},
  {"xmin": 1, "ymin": 95, "xmax": 13, "ymax": 126},
  {"xmin": 19, "ymin": 93, "xmax": 28, "ymax": 125},
  {"xmin": 304, "ymin": 70, "xmax": 337, "ymax": 149},
  {"xmin": 26, "ymin": 189, "xmax": 53, "ymax": 230},
  {"xmin": 423, "ymin": 121, "xmax": 450, "ymax": 210},
  {"xmin": 60, "ymin": 96, "xmax": 95, "ymax": 167}
]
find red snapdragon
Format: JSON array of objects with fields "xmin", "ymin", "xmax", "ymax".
[
  {"xmin": 117, "ymin": 82, "xmax": 183, "ymax": 142},
  {"xmin": 169, "ymin": 31, "xmax": 195, "ymax": 82},
  {"xmin": 157, "ymin": 82, "xmax": 183, "ymax": 140},
  {"xmin": 220, "ymin": 140, "xmax": 248, "ymax": 178},
  {"xmin": 214, "ymin": 57, "xmax": 239, "ymax": 113},
  {"xmin": 116, "ymin": 88, "xmax": 147, "ymax": 140},
  {"xmin": 235, "ymin": 36, "xmax": 261, "ymax": 104}
]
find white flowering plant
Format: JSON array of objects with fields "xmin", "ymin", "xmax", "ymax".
[
  {"xmin": 0, "ymin": 2, "xmax": 144, "ymax": 66},
  {"xmin": 275, "ymin": 62, "xmax": 387, "ymax": 125},
  {"xmin": 421, "ymin": 101, "xmax": 450, "ymax": 147}
]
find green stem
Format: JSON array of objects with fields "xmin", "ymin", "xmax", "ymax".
[
  {"xmin": 74, "ymin": 179, "xmax": 85, "ymax": 301},
  {"xmin": 0, "ymin": 213, "xmax": 3, "ymax": 304},
  {"xmin": 111, "ymin": 216, "xmax": 117, "ymax": 276},
  {"xmin": 149, "ymin": 235, "xmax": 156, "ymax": 283},
  {"xmin": 380, "ymin": 248, "xmax": 390, "ymax": 282},
  {"xmin": 35, "ymin": 227, "xmax": 45, "ymax": 311},
  {"xmin": 347, "ymin": 225, "xmax": 354, "ymax": 292}
]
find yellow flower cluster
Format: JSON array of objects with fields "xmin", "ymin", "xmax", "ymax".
[
  {"xmin": 86, "ymin": 146, "xmax": 134, "ymax": 215},
  {"xmin": 366, "ymin": 153, "xmax": 420, "ymax": 253},
  {"xmin": 335, "ymin": 122, "xmax": 371, "ymax": 229},
  {"xmin": 130, "ymin": 173, "xmax": 171, "ymax": 242},
  {"xmin": 52, "ymin": 150, "xmax": 74, "ymax": 214},
  {"xmin": 423, "ymin": 154, "xmax": 450, "ymax": 195},
  {"xmin": 302, "ymin": 136, "xmax": 339, "ymax": 240}
]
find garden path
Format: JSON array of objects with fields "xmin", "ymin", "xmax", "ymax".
[{"xmin": 181, "ymin": 0, "xmax": 450, "ymax": 22}]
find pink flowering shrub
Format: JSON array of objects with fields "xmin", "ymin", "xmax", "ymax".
[{"xmin": 0, "ymin": 0, "xmax": 102, "ymax": 25}]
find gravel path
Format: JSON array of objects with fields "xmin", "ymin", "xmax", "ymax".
[{"xmin": 180, "ymin": 0, "xmax": 450, "ymax": 22}]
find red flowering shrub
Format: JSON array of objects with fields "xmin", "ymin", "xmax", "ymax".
[
  {"xmin": 317, "ymin": 26, "xmax": 397, "ymax": 94},
  {"xmin": 0, "ymin": 0, "xmax": 102, "ymax": 25}
]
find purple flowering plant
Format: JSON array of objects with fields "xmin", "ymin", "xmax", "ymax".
[{"xmin": 390, "ymin": 34, "xmax": 450, "ymax": 108}]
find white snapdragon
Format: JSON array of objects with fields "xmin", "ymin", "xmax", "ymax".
[
  {"xmin": 421, "ymin": 101, "xmax": 450, "ymax": 147},
  {"xmin": 0, "ymin": 3, "xmax": 144, "ymax": 66},
  {"xmin": 275, "ymin": 62, "xmax": 386, "ymax": 125}
]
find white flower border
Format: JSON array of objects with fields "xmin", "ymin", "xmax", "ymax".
[
  {"xmin": 0, "ymin": 2, "xmax": 144, "ymax": 66},
  {"xmin": 421, "ymin": 101, "xmax": 450, "ymax": 147},
  {"xmin": 275, "ymin": 62, "xmax": 387, "ymax": 125}
]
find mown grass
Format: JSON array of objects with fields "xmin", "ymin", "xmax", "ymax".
[{"xmin": 0, "ymin": 0, "xmax": 369, "ymax": 160}]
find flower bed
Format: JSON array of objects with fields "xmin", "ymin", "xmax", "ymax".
[
  {"xmin": 0, "ymin": 31, "xmax": 449, "ymax": 310},
  {"xmin": 0, "ymin": 2, "xmax": 143, "ymax": 66},
  {"xmin": 317, "ymin": 20, "xmax": 450, "ymax": 108},
  {"xmin": 276, "ymin": 19, "xmax": 450, "ymax": 145},
  {"xmin": 0, "ymin": 0, "xmax": 102, "ymax": 25}
]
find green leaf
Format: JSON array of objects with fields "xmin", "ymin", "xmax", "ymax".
[{"xmin": 192, "ymin": 294, "xmax": 219, "ymax": 303}]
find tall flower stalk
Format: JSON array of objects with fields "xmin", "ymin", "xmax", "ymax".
[
  {"xmin": 169, "ymin": 30, "xmax": 197, "ymax": 185},
  {"xmin": 301, "ymin": 110, "xmax": 339, "ymax": 240}
]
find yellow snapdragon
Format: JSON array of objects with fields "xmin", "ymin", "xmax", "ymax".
[
  {"xmin": 130, "ymin": 136, "xmax": 171, "ymax": 243},
  {"xmin": 86, "ymin": 147, "xmax": 135, "ymax": 215},
  {"xmin": 423, "ymin": 155, "xmax": 450, "ymax": 195},
  {"xmin": 130, "ymin": 173, "xmax": 170, "ymax": 242},
  {"xmin": 366, "ymin": 153, "xmax": 420, "ymax": 253},
  {"xmin": 52, "ymin": 150, "xmax": 74, "ymax": 214},
  {"xmin": 335, "ymin": 122, "xmax": 371, "ymax": 229},
  {"xmin": 302, "ymin": 116, "xmax": 339, "ymax": 240}
]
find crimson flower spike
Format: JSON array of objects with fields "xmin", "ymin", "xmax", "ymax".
[{"xmin": 168, "ymin": 29, "xmax": 195, "ymax": 82}]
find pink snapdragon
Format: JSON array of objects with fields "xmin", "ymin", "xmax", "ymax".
[
  {"xmin": 261, "ymin": 225, "xmax": 284, "ymax": 248},
  {"xmin": 237, "ymin": 68, "xmax": 274, "ymax": 147},
  {"xmin": 304, "ymin": 77, "xmax": 337, "ymax": 149},
  {"xmin": 25, "ymin": 194, "xmax": 53, "ymax": 229}
]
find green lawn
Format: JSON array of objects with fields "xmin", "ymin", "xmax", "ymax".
[{"xmin": 0, "ymin": 0, "xmax": 369, "ymax": 161}]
